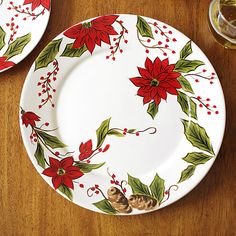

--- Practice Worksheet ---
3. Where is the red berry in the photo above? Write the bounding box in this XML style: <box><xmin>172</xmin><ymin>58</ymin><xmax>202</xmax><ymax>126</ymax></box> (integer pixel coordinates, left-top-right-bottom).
<box><xmin>173</xmin><ymin>38</ymin><xmax>177</xmax><ymax>42</ymax></box>
<box><xmin>6</xmin><ymin>23</ymin><xmax>10</xmax><ymax>27</ymax></box>
<box><xmin>112</xmin><ymin>57</ymin><xmax>115</xmax><ymax>61</ymax></box>
<box><xmin>199</xmin><ymin>104</ymin><xmax>203</xmax><ymax>108</ymax></box>
<box><xmin>55</xmin><ymin>151</ymin><xmax>59</xmax><ymax>156</ymax></box>
<box><xmin>98</xmin><ymin>148</ymin><xmax>102</xmax><ymax>152</ymax></box>
<box><xmin>168</xmin><ymin>31</ymin><xmax>172</xmax><ymax>34</ymax></box>
<box><xmin>154</xmin><ymin>22</ymin><xmax>158</xmax><ymax>26</ymax></box>
<box><xmin>37</xmin><ymin>82</ymin><xmax>41</xmax><ymax>86</ymax></box>
<box><xmin>125</xmin><ymin>30</ymin><xmax>128</xmax><ymax>33</ymax></box>
<box><xmin>215</xmin><ymin>111</ymin><xmax>219</xmax><ymax>114</ymax></box>
<box><xmin>42</xmin><ymin>89</ymin><xmax>46</xmax><ymax>93</ymax></box>
<box><xmin>172</xmin><ymin>50</ymin><xmax>176</xmax><ymax>54</ymax></box>
<box><xmin>163</xmin><ymin>52</ymin><xmax>167</xmax><ymax>56</ymax></box>
<box><xmin>166</xmin><ymin>39</ymin><xmax>169</xmax><ymax>42</ymax></box>
<box><xmin>212</xmin><ymin>72</ymin><xmax>215</xmax><ymax>75</ymax></box>
<box><xmin>110</xmin><ymin>46</ymin><xmax>114</xmax><ymax>49</ymax></box>
<box><xmin>45</xmin><ymin>122</ymin><xmax>49</xmax><ymax>126</ymax></box>
<box><xmin>53</xmin><ymin>89</ymin><xmax>56</xmax><ymax>92</ymax></box>
<box><xmin>112</xmin><ymin>174</ymin><xmax>116</xmax><ymax>178</ymax></box>
<box><xmin>165</xmin><ymin>191</ymin><xmax>169</xmax><ymax>195</ymax></box>
<box><xmin>33</xmin><ymin>138</ymin><xmax>37</xmax><ymax>142</ymax></box>
<box><xmin>91</xmin><ymin>187</ymin><xmax>95</xmax><ymax>191</ymax></box>
<box><xmin>213</xmin><ymin>105</ymin><xmax>217</xmax><ymax>108</ymax></box>
<box><xmin>211</xmin><ymin>77</ymin><xmax>214</xmax><ymax>79</ymax></box>
<box><xmin>210</xmin><ymin>81</ymin><xmax>214</xmax><ymax>84</ymax></box>
<box><xmin>40</xmin><ymin>76</ymin><xmax>44</xmax><ymax>80</ymax></box>
<box><xmin>23</xmin><ymin>18</ymin><xmax>26</xmax><ymax>21</ymax></box>
<box><xmin>123</xmin><ymin>132</ymin><xmax>126</xmax><ymax>135</ymax></box>
<box><xmin>11</xmin><ymin>23</ymin><xmax>15</xmax><ymax>27</ymax></box>
<box><xmin>147</xmin><ymin>39</ymin><xmax>151</xmax><ymax>43</ymax></box>
<box><xmin>136</xmin><ymin>132</ymin><xmax>140</xmax><ymax>136</ymax></box>
<box><xmin>30</xmin><ymin>135</ymin><xmax>33</xmax><ymax>139</ymax></box>
<box><xmin>120</xmin><ymin>49</ymin><xmax>123</xmax><ymax>53</ymax></box>
<box><xmin>155</xmin><ymin>30</ymin><xmax>158</xmax><ymax>34</ymax></box>
<box><xmin>79</xmin><ymin>184</ymin><xmax>84</xmax><ymax>188</ymax></box>
<box><xmin>48</xmin><ymin>79</ymin><xmax>51</xmax><ymax>83</ymax></box>
<box><xmin>207</xmin><ymin>111</ymin><xmax>211</xmax><ymax>115</ymax></box>
<box><xmin>33</xmin><ymin>133</ymin><xmax>37</xmax><ymax>137</ymax></box>
<box><xmin>145</xmin><ymin>49</ymin><xmax>149</xmax><ymax>53</ymax></box>
<box><xmin>120</xmin><ymin>31</ymin><xmax>123</xmax><ymax>34</ymax></box>
<box><xmin>38</xmin><ymin>93</ymin><xmax>41</xmax><ymax>97</ymax></box>
<box><xmin>53</xmin><ymin>77</ymin><xmax>56</xmax><ymax>81</ymax></box>
<box><xmin>165</xmin><ymin>44</ymin><xmax>169</xmax><ymax>48</ymax></box>
<box><xmin>42</xmin><ymin>84</ymin><xmax>45</xmax><ymax>88</ymax></box>
<box><xmin>161</xmin><ymin>32</ymin><xmax>164</xmax><ymax>35</ymax></box>
<box><xmin>206</xmin><ymin>104</ymin><xmax>209</xmax><ymax>107</ymax></box>
<box><xmin>206</xmin><ymin>98</ymin><xmax>210</xmax><ymax>101</ymax></box>
<box><xmin>86</xmin><ymin>160</ymin><xmax>90</xmax><ymax>163</ymax></box>
<box><xmin>124</xmin><ymin>40</ymin><xmax>128</xmax><ymax>43</ymax></box>
<box><xmin>123</xmin><ymin>188</ymin><xmax>127</xmax><ymax>193</ymax></box>
<box><xmin>47</xmin><ymin>72</ymin><xmax>51</xmax><ymax>76</ymax></box>
<box><xmin>106</xmin><ymin>56</ymin><xmax>109</xmax><ymax>59</ymax></box>
<box><xmin>115</xmin><ymin>181</ymin><xmax>119</xmax><ymax>185</ymax></box>
<box><xmin>95</xmin><ymin>184</ymin><xmax>99</xmax><ymax>188</ymax></box>
<box><xmin>197</xmin><ymin>96</ymin><xmax>201</xmax><ymax>100</ymax></box>
<box><xmin>111</xmin><ymin>50</ymin><xmax>114</xmax><ymax>54</ymax></box>
<box><xmin>39</xmin><ymin>105</ymin><xmax>42</xmax><ymax>109</ymax></box>
<box><xmin>158</xmin><ymin>41</ymin><xmax>162</xmax><ymax>45</ymax></box>
<box><xmin>95</xmin><ymin>190</ymin><xmax>99</xmax><ymax>194</ymax></box>
<box><xmin>124</xmin><ymin>128</ymin><xmax>128</xmax><ymax>132</ymax></box>
<box><xmin>115</xmin><ymin>42</ymin><xmax>119</xmax><ymax>46</ymax></box>
<box><xmin>203</xmin><ymin>69</ymin><xmax>207</xmax><ymax>72</ymax></box>
<box><xmin>163</xmin><ymin>25</ymin><xmax>167</xmax><ymax>29</ymax></box>
<box><xmin>110</xmin><ymin>180</ymin><xmax>115</xmax><ymax>184</ymax></box>
<box><xmin>195</xmin><ymin>79</ymin><xmax>199</xmax><ymax>82</ymax></box>
<box><xmin>52</xmin><ymin>104</ymin><xmax>55</xmax><ymax>108</ymax></box>
<box><xmin>113</xmin><ymin>38</ymin><xmax>117</xmax><ymax>41</ymax></box>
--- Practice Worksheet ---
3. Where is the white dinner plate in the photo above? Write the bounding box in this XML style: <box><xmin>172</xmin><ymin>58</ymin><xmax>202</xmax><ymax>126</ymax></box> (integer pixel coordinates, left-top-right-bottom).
<box><xmin>0</xmin><ymin>0</ymin><xmax>50</xmax><ymax>73</ymax></box>
<box><xmin>20</xmin><ymin>14</ymin><xmax>225</xmax><ymax>215</ymax></box>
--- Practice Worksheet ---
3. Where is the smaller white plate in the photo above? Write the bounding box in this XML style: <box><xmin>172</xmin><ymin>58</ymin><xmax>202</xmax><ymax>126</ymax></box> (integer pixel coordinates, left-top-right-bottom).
<box><xmin>0</xmin><ymin>0</ymin><xmax>50</xmax><ymax>73</ymax></box>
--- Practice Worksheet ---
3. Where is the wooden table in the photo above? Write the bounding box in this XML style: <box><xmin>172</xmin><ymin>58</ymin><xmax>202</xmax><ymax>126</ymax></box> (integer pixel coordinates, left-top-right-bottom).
<box><xmin>1</xmin><ymin>0</ymin><xmax>235</xmax><ymax>235</ymax></box>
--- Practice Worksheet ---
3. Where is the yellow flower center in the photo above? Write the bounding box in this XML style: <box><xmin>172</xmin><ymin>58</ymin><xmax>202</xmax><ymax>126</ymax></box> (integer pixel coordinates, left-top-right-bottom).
<box><xmin>150</xmin><ymin>79</ymin><xmax>159</xmax><ymax>87</ymax></box>
<box><xmin>57</xmin><ymin>168</ymin><xmax>66</xmax><ymax>176</ymax></box>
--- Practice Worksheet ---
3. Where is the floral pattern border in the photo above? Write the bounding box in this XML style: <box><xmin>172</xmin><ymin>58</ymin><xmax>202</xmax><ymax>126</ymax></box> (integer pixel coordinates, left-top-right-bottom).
<box><xmin>20</xmin><ymin>15</ymin><xmax>221</xmax><ymax>215</ymax></box>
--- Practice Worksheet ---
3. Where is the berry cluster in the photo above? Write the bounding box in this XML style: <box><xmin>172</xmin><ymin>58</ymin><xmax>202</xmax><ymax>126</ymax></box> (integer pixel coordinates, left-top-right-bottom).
<box><xmin>194</xmin><ymin>96</ymin><xmax>219</xmax><ymax>115</ymax></box>
<box><xmin>107</xmin><ymin>169</ymin><xmax>127</xmax><ymax>194</ymax></box>
<box><xmin>123</xmin><ymin>128</ymin><xmax>140</xmax><ymax>136</ymax></box>
<box><xmin>8</xmin><ymin>1</ymin><xmax>45</xmax><ymax>21</ymax></box>
<box><xmin>138</xmin><ymin>21</ymin><xmax>177</xmax><ymax>56</ymax></box>
<box><xmin>186</xmin><ymin>69</ymin><xmax>217</xmax><ymax>85</ymax></box>
<box><xmin>88</xmin><ymin>184</ymin><xmax>100</xmax><ymax>195</ymax></box>
<box><xmin>5</xmin><ymin>17</ymin><xmax>19</xmax><ymax>43</ymax></box>
<box><xmin>106</xmin><ymin>20</ymin><xmax>128</xmax><ymax>60</ymax></box>
<box><xmin>37</xmin><ymin>60</ymin><xmax>59</xmax><ymax>109</ymax></box>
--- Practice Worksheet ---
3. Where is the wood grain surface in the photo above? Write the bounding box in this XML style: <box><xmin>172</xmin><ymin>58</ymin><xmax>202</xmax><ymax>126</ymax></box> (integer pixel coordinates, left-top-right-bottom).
<box><xmin>0</xmin><ymin>0</ymin><xmax>235</xmax><ymax>235</ymax></box>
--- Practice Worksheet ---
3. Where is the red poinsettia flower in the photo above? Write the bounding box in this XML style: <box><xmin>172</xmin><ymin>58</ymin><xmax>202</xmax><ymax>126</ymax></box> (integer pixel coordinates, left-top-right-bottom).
<box><xmin>23</xmin><ymin>0</ymin><xmax>50</xmax><ymax>11</ymax></box>
<box><xmin>42</xmin><ymin>157</ymin><xmax>84</xmax><ymax>190</ymax></box>
<box><xmin>79</xmin><ymin>139</ymin><xmax>94</xmax><ymax>161</ymax></box>
<box><xmin>0</xmin><ymin>57</ymin><xmax>15</xmax><ymax>71</ymax></box>
<box><xmin>130</xmin><ymin>57</ymin><xmax>181</xmax><ymax>106</ymax></box>
<box><xmin>63</xmin><ymin>15</ymin><xmax>119</xmax><ymax>54</ymax></box>
<box><xmin>21</xmin><ymin>111</ymin><xmax>40</xmax><ymax>127</ymax></box>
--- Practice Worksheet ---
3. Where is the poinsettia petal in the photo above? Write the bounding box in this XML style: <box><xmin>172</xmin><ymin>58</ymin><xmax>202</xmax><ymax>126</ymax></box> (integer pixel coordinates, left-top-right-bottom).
<box><xmin>143</xmin><ymin>94</ymin><xmax>152</xmax><ymax>104</ymax></box>
<box><xmin>23</xmin><ymin>0</ymin><xmax>33</xmax><ymax>4</ymax></box>
<box><xmin>166</xmin><ymin>79</ymin><xmax>182</xmax><ymax>88</ymax></box>
<box><xmin>63</xmin><ymin>24</ymin><xmax>82</xmax><ymax>39</ymax></box>
<box><xmin>103</xmin><ymin>25</ymin><xmax>118</xmax><ymax>35</ymax></box>
<box><xmin>85</xmin><ymin>35</ymin><xmax>96</xmax><ymax>54</ymax></box>
<box><xmin>41</xmin><ymin>0</ymin><xmax>50</xmax><ymax>10</ymax></box>
<box><xmin>42</xmin><ymin>167</ymin><xmax>57</xmax><ymax>177</ymax></box>
<box><xmin>52</xmin><ymin>176</ymin><xmax>62</xmax><ymax>189</ymax></box>
<box><xmin>0</xmin><ymin>60</ymin><xmax>15</xmax><ymax>71</ymax></box>
<box><xmin>49</xmin><ymin>157</ymin><xmax>60</xmax><ymax>169</ymax></box>
<box><xmin>158</xmin><ymin>72</ymin><xmax>168</xmax><ymax>81</ymax></box>
<box><xmin>66</xmin><ymin>166</ymin><xmax>84</xmax><ymax>179</ymax></box>
<box><xmin>79</xmin><ymin>150</ymin><xmax>93</xmax><ymax>161</ymax></box>
<box><xmin>154</xmin><ymin>95</ymin><xmax>161</xmax><ymax>106</ymax></box>
<box><xmin>31</xmin><ymin>0</ymin><xmax>41</xmax><ymax>11</ymax></box>
<box><xmin>130</xmin><ymin>77</ymin><xmax>150</xmax><ymax>87</ymax></box>
<box><xmin>73</xmin><ymin>37</ymin><xmax>85</xmax><ymax>49</ymax></box>
<box><xmin>85</xmin><ymin>139</ymin><xmax>93</xmax><ymax>150</ymax></box>
<box><xmin>165</xmin><ymin>86</ymin><xmax>178</xmax><ymax>95</ymax></box>
<box><xmin>150</xmin><ymin>87</ymin><xmax>158</xmax><ymax>98</ymax></box>
<box><xmin>97</xmin><ymin>31</ymin><xmax>110</xmax><ymax>45</ymax></box>
<box><xmin>145</xmin><ymin>57</ymin><xmax>153</xmax><ymax>73</ymax></box>
<box><xmin>167</xmin><ymin>72</ymin><xmax>181</xmax><ymax>79</ymax></box>
<box><xmin>27</xmin><ymin>112</ymin><xmax>40</xmax><ymax>121</ymax></box>
<box><xmin>62</xmin><ymin>176</ymin><xmax>74</xmax><ymax>189</ymax></box>
<box><xmin>161</xmin><ymin>58</ymin><xmax>169</xmax><ymax>69</ymax></box>
<box><xmin>153</xmin><ymin>57</ymin><xmax>162</xmax><ymax>77</ymax></box>
<box><xmin>92</xmin><ymin>15</ymin><xmax>119</xmax><ymax>25</ymax></box>
<box><xmin>165</xmin><ymin>64</ymin><xmax>175</xmax><ymax>73</ymax></box>
<box><xmin>137</xmin><ymin>86</ymin><xmax>150</xmax><ymax>97</ymax></box>
<box><xmin>138</xmin><ymin>67</ymin><xmax>152</xmax><ymax>79</ymax></box>
<box><xmin>157</xmin><ymin>87</ymin><xmax>167</xmax><ymax>100</ymax></box>
<box><xmin>61</xmin><ymin>157</ymin><xmax>73</xmax><ymax>169</ymax></box>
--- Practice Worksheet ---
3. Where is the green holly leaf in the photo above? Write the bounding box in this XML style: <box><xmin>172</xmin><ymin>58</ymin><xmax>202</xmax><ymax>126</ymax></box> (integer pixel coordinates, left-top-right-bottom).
<box><xmin>58</xmin><ymin>184</ymin><xmax>73</xmax><ymax>201</ymax></box>
<box><xmin>107</xmin><ymin>129</ymin><xmax>124</xmax><ymax>137</ymax></box>
<box><xmin>61</xmin><ymin>43</ymin><xmax>87</xmax><ymax>57</ymax></box>
<box><xmin>180</xmin><ymin>40</ymin><xmax>192</xmax><ymax>59</ymax></box>
<box><xmin>178</xmin><ymin>165</ymin><xmax>196</xmax><ymax>183</ymax></box>
<box><xmin>177</xmin><ymin>76</ymin><xmax>194</xmax><ymax>94</ymax></box>
<box><xmin>96</xmin><ymin>118</ymin><xmax>111</xmax><ymax>148</ymax></box>
<box><xmin>147</xmin><ymin>101</ymin><xmax>159</xmax><ymax>119</ymax></box>
<box><xmin>182</xmin><ymin>120</ymin><xmax>215</xmax><ymax>155</ymax></box>
<box><xmin>93</xmin><ymin>199</ymin><xmax>117</xmax><ymax>215</ymax></box>
<box><xmin>4</xmin><ymin>33</ymin><xmax>31</xmax><ymax>59</ymax></box>
<box><xmin>34</xmin><ymin>142</ymin><xmax>45</xmax><ymax>168</ymax></box>
<box><xmin>149</xmin><ymin>174</ymin><xmax>165</xmax><ymax>203</ymax></box>
<box><xmin>37</xmin><ymin>130</ymin><xmax>67</xmax><ymax>149</ymax></box>
<box><xmin>128</xmin><ymin>174</ymin><xmax>151</xmax><ymax>196</ymax></box>
<box><xmin>177</xmin><ymin>91</ymin><xmax>197</xmax><ymax>120</ymax></box>
<box><xmin>182</xmin><ymin>152</ymin><xmax>213</xmax><ymax>165</ymax></box>
<box><xmin>136</xmin><ymin>16</ymin><xmax>154</xmax><ymax>39</ymax></box>
<box><xmin>174</xmin><ymin>59</ymin><xmax>204</xmax><ymax>73</ymax></box>
<box><xmin>35</xmin><ymin>38</ymin><xmax>62</xmax><ymax>70</ymax></box>
<box><xmin>0</xmin><ymin>26</ymin><xmax>6</xmax><ymax>50</ymax></box>
<box><xmin>74</xmin><ymin>162</ymin><xmax>105</xmax><ymax>173</ymax></box>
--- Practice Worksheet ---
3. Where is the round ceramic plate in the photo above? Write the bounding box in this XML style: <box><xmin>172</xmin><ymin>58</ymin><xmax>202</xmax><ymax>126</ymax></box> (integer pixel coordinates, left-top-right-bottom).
<box><xmin>20</xmin><ymin>14</ymin><xmax>226</xmax><ymax>215</ymax></box>
<box><xmin>0</xmin><ymin>0</ymin><xmax>51</xmax><ymax>73</ymax></box>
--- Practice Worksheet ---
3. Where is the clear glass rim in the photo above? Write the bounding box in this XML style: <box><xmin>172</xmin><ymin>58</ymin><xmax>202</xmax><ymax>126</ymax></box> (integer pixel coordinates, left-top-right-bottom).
<box><xmin>217</xmin><ymin>0</ymin><xmax>236</xmax><ymax>30</ymax></box>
